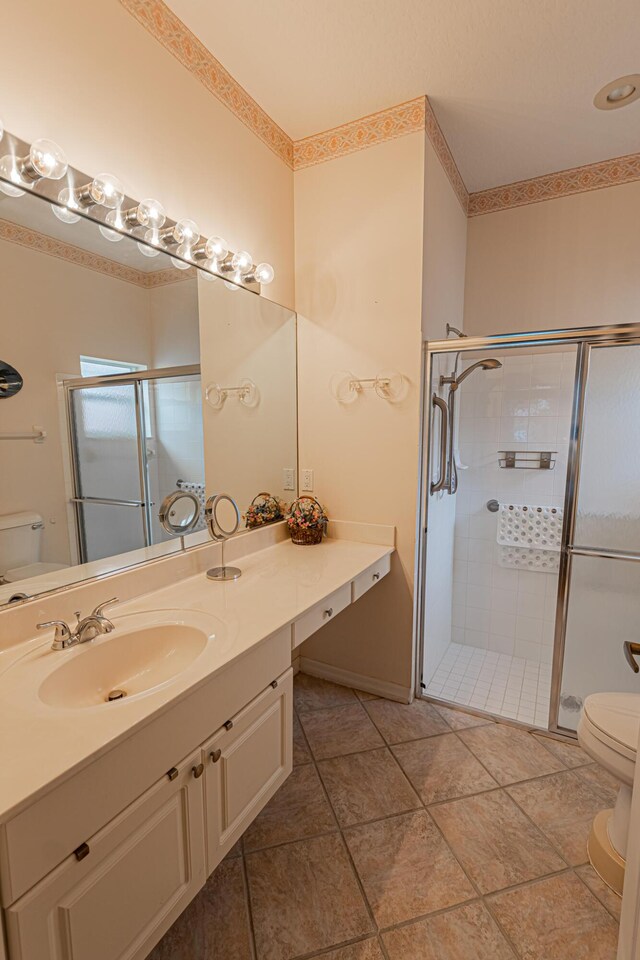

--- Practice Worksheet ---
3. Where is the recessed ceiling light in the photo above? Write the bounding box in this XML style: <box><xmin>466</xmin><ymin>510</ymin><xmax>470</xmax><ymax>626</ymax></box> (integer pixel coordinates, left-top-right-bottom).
<box><xmin>594</xmin><ymin>74</ymin><xmax>640</xmax><ymax>110</ymax></box>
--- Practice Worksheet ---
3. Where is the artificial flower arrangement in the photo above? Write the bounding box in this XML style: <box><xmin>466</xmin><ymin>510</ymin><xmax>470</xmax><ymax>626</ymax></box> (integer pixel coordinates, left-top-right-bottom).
<box><xmin>287</xmin><ymin>495</ymin><xmax>328</xmax><ymax>545</ymax></box>
<box><xmin>244</xmin><ymin>492</ymin><xmax>287</xmax><ymax>528</ymax></box>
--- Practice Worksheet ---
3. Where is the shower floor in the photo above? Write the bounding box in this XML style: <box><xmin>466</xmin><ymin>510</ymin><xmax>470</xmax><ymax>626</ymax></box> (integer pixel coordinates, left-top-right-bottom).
<box><xmin>424</xmin><ymin>642</ymin><xmax>552</xmax><ymax>728</ymax></box>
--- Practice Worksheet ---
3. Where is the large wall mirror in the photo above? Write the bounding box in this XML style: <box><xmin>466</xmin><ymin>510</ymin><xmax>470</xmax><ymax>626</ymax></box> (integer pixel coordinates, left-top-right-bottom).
<box><xmin>0</xmin><ymin>131</ymin><xmax>297</xmax><ymax>607</ymax></box>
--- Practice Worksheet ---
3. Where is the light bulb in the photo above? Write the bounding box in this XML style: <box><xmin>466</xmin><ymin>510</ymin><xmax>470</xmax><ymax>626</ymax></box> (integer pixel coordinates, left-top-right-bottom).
<box><xmin>224</xmin><ymin>279</ymin><xmax>241</xmax><ymax>292</ymax></box>
<box><xmin>254</xmin><ymin>262</ymin><xmax>275</xmax><ymax>284</ymax></box>
<box><xmin>0</xmin><ymin>155</ymin><xmax>25</xmax><ymax>197</ymax></box>
<box><xmin>20</xmin><ymin>139</ymin><xmax>68</xmax><ymax>181</ymax></box>
<box><xmin>206</xmin><ymin>236</ymin><xmax>228</xmax><ymax>260</ymax></box>
<box><xmin>171</xmin><ymin>255</ymin><xmax>190</xmax><ymax>271</ymax></box>
<box><xmin>200</xmin><ymin>266</ymin><xmax>217</xmax><ymax>282</ymax></box>
<box><xmin>174</xmin><ymin>218</ymin><xmax>199</xmax><ymax>245</ymax></box>
<box><xmin>99</xmin><ymin>225</ymin><xmax>123</xmax><ymax>242</ymax></box>
<box><xmin>175</xmin><ymin>240</ymin><xmax>195</xmax><ymax>263</ymax></box>
<box><xmin>75</xmin><ymin>173</ymin><xmax>124</xmax><ymax>209</ymax></box>
<box><xmin>138</xmin><ymin>198</ymin><xmax>165</xmax><ymax>228</ymax></box>
<box><xmin>52</xmin><ymin>187</ymin><xmax>81</xmax><ymax>224</ymax></box>
<box><xmin>231</xmin><ymin>250</ymin><xmax>253</xmax><ymax>274</ymax></box>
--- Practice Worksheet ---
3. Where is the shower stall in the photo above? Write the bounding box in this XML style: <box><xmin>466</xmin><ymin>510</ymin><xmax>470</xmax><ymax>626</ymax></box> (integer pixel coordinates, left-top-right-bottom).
<box><xmin>416</xmin><ymin>322</ymin><xmax>640</xmax><ymax>737</ymax></box>
<box><xmin>64</xmin><ymin>365</ymin><xmax>205</xmax><ymax>564</ymax></box>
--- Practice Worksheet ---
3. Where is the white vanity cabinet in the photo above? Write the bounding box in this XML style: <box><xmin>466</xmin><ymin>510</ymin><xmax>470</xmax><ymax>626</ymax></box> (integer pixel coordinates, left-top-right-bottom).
<box><xmin>204</xmin><ymin>669</ymin><xmax>292</xmax><ymax>870</ymax></box>
<box><xmin>4</xmin><ymin>749</ymin><xmax>206</xmax><ymax>960</ymax></box>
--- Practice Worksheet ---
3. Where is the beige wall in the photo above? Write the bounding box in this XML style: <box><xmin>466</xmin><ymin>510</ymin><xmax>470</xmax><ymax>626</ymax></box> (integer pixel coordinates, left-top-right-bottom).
<box><xmin>294</xmin><ymin>134</ymin><xmax>426</xmax><ymax>692</ymax></box>
<box><xmin>464</xmin><ymin>180</ymin><xmax>640</xmax><ymax>336</ymax></box>
<box><xmin>0</xmin><ymin>0</ymin><xmax>294</xmax><ymax>309</ymax></box>
<box><xmin>422</xmin><ymin>138</ymin><xmax>468</xmax><ymax>340</ymax></box>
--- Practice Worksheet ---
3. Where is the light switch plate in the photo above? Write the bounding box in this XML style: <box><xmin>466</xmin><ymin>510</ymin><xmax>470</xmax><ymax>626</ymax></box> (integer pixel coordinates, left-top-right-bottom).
<box><xmin>301</xmin><ymin>469</ymin><xmax>314</xmax><ymax>491</ymax></box>
<box><xmin>283</xmin><ymin>468</ymin><xmax>296</xmax><ymax>491</ymax></box>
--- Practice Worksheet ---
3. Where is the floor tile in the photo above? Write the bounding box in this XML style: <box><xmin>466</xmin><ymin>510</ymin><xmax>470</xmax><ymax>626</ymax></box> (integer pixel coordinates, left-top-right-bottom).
<box><xmin>430</xmin><ymin>789</ymin><xmax>565</xmax><ymax>894</ymax></box>
<box><xmin>148</xmin><ymin>858</ymin><xmax>252</xmax><ymax>960</ymax></box>
<box><xmin>382</xmin><ymin>901</ymin><xmax>515</xmax><ymax>960</ymax></box>
<box><xmin>300</xmin><ymin>703</ymin><xmax>384</xmax><ymax>759</ymax></box>
<box><xmin>344</xmin><ymin>810</ymin><xmax>475</xmax><ymax>927</ymax></box>
<box><xmin>318</xmin><ymin>747</ymin><xmax>420</xmax><ymax>827</ymax></box>
<box><xmin>575</xmin><ymin>864</ymin><xmax>622</xmax><ymax>922</ymax></box>
<box><xmin>243</xmin><ymin>764</ymin><xmax>337</xmax><ymax>852</ymax></box>
<box><xmin>434</xmin><ymin>703</ymin><xmax>495</xmax><ymax>730</ymax></box>
<box><xmin>363</xmin><ymin>698</ymin><xmax>449</xmax><ymax>743</ymax></box>
<box><xmin>507</xmin><ymin>770</ymin><xmax>606</xmax><ymax>865</ymax></box>
<box><xmin>392</xmin><ymin>733</ymin><xmax>498</xmax><ymax>804</ymax></box>
<box><xmin>354</xmin><ymin>689</ymin><xmax>379</xmax><ymax>701</ymax></box>
<box><xmin>458</xmin><ymin>723</ymin><xmax>565</xmax><ymax>784</ymax></box>
<box><xmin>575</xmin><ymin>764</ymin><xmax>620</xmax><ymax>806</ymax></box>
<box><xmin>294</xmin><ymin>673</ymin><xmax>358</xmax><ymax>713</ymax></box>
<box><xmin>246</xmin><ymin>834</ymin><xmax>373</xmax><ymax>960</ymax></box>
<box><xmin>308</xmin><ymin>939</ymin><xmax>385</xmax><ymax>960</ymax></box>
<box><xmin>293</xmin><ymin>712</ymin><xmax>312</xmax><ymax>765</ymax></box>
<box><xmin>533</xmin><ymin>733</ymin><xmax>591</xmax><ymax>768</ymax></box>
<box><xmin>489</xmin><ymin>872</ymin><xmax>618</xmax><ymax>960</ymax></box>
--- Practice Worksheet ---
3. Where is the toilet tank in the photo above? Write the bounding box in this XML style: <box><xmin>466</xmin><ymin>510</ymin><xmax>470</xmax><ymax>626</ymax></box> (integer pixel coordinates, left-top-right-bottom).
<box><xmin>0</xmin><ymin>512</ymin><xmax>44</xmax><ymax>578</ymax></box>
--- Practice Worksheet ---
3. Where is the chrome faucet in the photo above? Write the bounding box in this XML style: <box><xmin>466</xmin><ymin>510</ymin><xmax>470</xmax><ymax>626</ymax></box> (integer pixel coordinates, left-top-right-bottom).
<box><xmin>37</xmin><ymin>598</ymin><xmax>119</xmax><ymax>650</ymax></box>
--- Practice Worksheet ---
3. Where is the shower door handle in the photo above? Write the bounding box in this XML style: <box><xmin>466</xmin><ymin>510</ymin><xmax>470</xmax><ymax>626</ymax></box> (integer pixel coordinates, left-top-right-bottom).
<box><xmin>430</xmin><ymin>395</ymin><xmax>448</xmax><ymax>494</ymax></box>
<box><xmin>624</xmin><ymin>641</ymin><xmax>640</xmax><ymax>674</ymax></box>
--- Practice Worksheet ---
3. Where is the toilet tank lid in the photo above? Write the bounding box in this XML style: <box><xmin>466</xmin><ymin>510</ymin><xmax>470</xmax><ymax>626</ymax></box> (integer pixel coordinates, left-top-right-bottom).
<box><xmin>0</xmin><ymin>511</ymin><xmax>43</xmax><ymax>531</ymax></box>
<box><xmin>583</xmin><ymin>692</ymin><xmax>640</xmax><ymax>753</ymax></box>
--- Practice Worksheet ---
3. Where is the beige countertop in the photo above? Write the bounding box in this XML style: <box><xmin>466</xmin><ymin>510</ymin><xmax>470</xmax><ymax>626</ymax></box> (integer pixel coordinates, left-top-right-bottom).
<box><xmin>0</xmin><ymin>536</ymin><xmax>392</xmax><ymax>820</ymax></box>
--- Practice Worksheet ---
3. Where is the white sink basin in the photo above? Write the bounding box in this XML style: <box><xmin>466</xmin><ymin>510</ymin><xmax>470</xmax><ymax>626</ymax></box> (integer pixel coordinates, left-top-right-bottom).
<box><xmin>38</xmin><ymin>619</ymin><xmax>211</xmax><ymax>709</ymax></box>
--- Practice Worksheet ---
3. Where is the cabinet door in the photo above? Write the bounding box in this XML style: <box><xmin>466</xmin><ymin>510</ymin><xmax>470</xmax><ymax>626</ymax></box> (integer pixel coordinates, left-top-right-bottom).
<box><xmin>6</xmin><ymin>750</ymin><xmax>206</xmax><ymax>960</ymax></box>
<box><xmin>204</xmin><ymin>669</ymin><xmax>293</xmax><ymax>873</ymax></box>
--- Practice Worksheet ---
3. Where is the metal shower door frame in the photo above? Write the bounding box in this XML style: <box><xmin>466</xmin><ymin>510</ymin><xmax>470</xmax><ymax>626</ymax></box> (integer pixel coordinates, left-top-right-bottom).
<box><xmin>64</xmin><ymin>364</ymin><xmax>200</xmax><ymax>564</ymax></box>
<box><xmin>414</xmin><ymin>322</ymin><xmax>640</xmax><ymax>736</ymax></box>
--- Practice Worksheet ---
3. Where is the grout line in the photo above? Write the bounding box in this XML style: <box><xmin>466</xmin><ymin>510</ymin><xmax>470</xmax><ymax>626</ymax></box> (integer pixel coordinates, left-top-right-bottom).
<box><xmin>239</xmin><ymin>845</ymin><xmax>259</xmax><ymax>960</ymax></box>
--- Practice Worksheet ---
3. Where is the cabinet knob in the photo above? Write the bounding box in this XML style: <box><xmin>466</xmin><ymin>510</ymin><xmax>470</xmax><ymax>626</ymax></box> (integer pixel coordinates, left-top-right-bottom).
<box><xmin>167</xmin><ymin>766</ymin><xmax>179</xmax><ymax>781</ymax></box>
<box><xmin>210</xmin><ymin>749</ymin><xmax>222</xmax><ymax>763</ymax></box>
<box><xmin>372</xmin><ymin>572</ymin><xmax>380</xmax><ymax>581</ymax></box>
<box><xmin>74</xmin><ymin>842</ymin><xmax>90</xmax><ymax>862</ymax></box>
<box><xmin>271</xmin><ymin>679</ymin><xmax>278</xmax><ymax>688</ymax></box>
<box><xmin>192</xmin><ymin>763</ymin><xmax>205</xmax><ymax>779</ymax></box>
<box><xmin>224</xmin><ymin>719</ymin><xmax>234</xmax><ymax>731</ymax></box>
<box><xmin>323</xmin><ymin>607</ymin><xmax>333</xmax><ymax>619</ymax></box>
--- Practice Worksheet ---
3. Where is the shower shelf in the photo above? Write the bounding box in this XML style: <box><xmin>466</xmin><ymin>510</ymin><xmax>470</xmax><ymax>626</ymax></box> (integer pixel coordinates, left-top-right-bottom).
<box><xmin>498</xmin><ymin>450</ymin><xmax>557</xmax><ymax>470</ymax></box>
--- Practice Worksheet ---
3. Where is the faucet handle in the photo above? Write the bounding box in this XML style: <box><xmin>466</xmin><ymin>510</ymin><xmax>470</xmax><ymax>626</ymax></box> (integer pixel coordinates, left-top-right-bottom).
<box><xmin>36</xmin><ymin>620</ymin><xmax>72</xmax><ymax>649</ymax></box>
<box><xmin>90</xmin><ymin>597</ymin><xmax>119</xmax><ymax>619</ymax></box>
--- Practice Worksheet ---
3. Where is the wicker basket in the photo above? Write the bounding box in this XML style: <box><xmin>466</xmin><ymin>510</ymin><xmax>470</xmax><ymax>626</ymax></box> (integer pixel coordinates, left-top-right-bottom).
<box><xmin>288</xmin><ymin>496</ymin><xmax>326</xmax><ymax>545</ymax></box>
<box><xmin>245</xmin><ymin>491</ymin><xmax>283</xmax><ymax>528</ymax></box>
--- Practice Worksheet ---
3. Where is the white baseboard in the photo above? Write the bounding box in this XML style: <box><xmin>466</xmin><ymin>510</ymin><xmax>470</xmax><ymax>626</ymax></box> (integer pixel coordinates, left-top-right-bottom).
<box><xmin>298</xmin><ymin>656</ymin><xmax>411</xmax><ymax>704</ymax></box>
<box><xmin>291</xmin><ymin>655</ymin><xmax>301</xmax><ymax>675</ymax></box>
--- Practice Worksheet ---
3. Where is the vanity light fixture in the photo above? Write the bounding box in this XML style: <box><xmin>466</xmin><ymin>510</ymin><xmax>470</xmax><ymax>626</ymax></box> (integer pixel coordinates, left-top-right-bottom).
<box><xmin>0</xmin><ymin>126</ymin><xmax>276</xmax><ymax>290</ymax></box>
<box><xmin>73</xmin><ymin>173</ymin><xmax>125</xmax><ymax>210</ymax></box>
<box><xmin>594</xmin><ymin>74</ymin><xmax>640</xmax><ymax>110</ymax></box>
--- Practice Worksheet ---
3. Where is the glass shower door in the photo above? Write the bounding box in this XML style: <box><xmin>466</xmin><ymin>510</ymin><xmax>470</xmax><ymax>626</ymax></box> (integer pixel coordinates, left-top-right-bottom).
<box><xmin>556</xmin><ymin>342</ymin><xmax>640</xmax><ymax>731</ymax></box>
<box><xmin>69</xmin><ymin>381</ymin><xmax>151</xmax><ymax>563</ymax></box>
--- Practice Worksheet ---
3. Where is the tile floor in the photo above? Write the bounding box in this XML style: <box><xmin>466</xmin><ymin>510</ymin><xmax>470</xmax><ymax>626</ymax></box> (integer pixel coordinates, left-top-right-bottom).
<box><xmin>149</xmin><ymin>673</ymin><xmax>621</xmax><ymax>960</ymax></box>
<box><xmin>424</xmin><ymin>641</ymin><xmax>552</xmax><ymax>727</ymax></box>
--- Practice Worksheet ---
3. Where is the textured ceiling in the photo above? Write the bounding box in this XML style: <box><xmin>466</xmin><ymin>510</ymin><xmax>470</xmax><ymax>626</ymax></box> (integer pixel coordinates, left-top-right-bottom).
<box><xmin>166</xmin><ymin>0</ymin><xmax>640</xmax><ymax>191</ymax></box>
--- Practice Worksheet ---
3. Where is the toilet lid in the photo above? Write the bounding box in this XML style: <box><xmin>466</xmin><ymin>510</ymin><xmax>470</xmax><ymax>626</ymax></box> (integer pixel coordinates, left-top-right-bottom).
<box><xmin>583</xmin><ymin>692</ymin><xmax>640</xmax><ymax>755</ymax></box>
<box><xmin>4</xmin><ymin>561</ymin><xmax>69</xmax><ymax>582</ymax></box>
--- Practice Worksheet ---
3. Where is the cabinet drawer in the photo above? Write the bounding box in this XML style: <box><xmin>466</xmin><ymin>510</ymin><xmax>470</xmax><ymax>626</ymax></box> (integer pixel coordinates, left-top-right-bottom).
<box><xmin>5</xmin><ymin>750</ymin><xmax>206</xmax><ymax>960</ymax></box>
<box><xmin>204</xmin><ymin>669</ymin><xmax>292</xmax><ymax>873</ymax></box>
<box><xmin>352</xmin><ymin>553</ymin><xmax>391</xmax><ymax>603</ymax></box>
<box><xmin>292</xmin><ymin>583</ymin><xmax>351</xmax><ymax>649</ymax></box>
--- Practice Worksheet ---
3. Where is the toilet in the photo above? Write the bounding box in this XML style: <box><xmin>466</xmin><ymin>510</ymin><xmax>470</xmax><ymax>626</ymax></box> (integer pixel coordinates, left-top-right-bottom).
<box><xmin>578</xmin><ymin>692</ymin><xmax>640</xmax><ymax>895</ymax></box>
<box><xmin>0</xmin><ymin>512</ymin><xmax>68</xmax><ymax>584</ymax></box>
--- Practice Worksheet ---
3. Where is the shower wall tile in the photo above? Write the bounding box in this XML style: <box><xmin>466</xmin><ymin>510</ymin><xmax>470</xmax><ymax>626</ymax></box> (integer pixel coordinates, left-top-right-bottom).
<box><xmin>453</xmin><ymin>350</ymin><xmax>576</xmax><ymax>666</ymax></box>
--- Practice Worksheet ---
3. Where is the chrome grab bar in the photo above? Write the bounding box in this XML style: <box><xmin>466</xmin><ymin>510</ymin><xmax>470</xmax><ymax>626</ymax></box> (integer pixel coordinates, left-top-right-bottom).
<box><xmin>430</xmin><ymin>394</ymin><xmax>448</xmax><ymax>494</ymax></box>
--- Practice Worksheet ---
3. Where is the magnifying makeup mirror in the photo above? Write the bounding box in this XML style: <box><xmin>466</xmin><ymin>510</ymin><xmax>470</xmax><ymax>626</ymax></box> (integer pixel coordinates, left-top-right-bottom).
<box><xmin>158</xmin><ymin>490</ymin><xmax>201</xmax><ymax>547</ymax></box>
<box><xmin>205</xmin><ymin>493</ymin><xmax>242</xmax><ymax>581</ymax></box>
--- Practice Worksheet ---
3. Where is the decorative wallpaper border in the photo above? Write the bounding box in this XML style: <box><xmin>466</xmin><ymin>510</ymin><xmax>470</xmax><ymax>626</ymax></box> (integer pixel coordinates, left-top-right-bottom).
<box><xmin>119</xmin><ymin>0</ymin><xmax>294</xmax><ymax>167</ymax></box>
<box><xmin>293</xmin><ymin>98</ymin><xmax>426</xmax><ymax>168</ymax></box>
<box><xmin>0</xmin><ymin>219</ymin><xmax>193</xmax><ymax>288</ymax></box>
<box><xmin>468</xmin><ymin>152</ymin><xmax>640</xmax><ymax>216</ymax></box>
